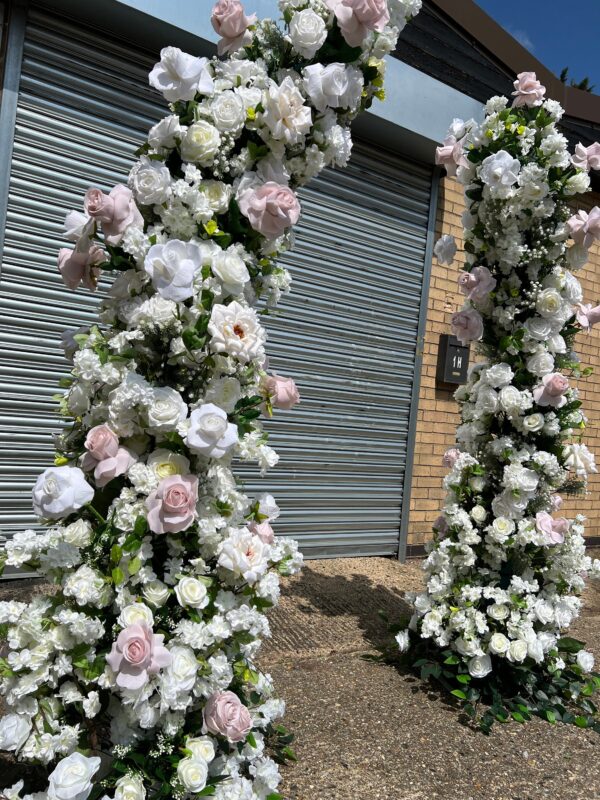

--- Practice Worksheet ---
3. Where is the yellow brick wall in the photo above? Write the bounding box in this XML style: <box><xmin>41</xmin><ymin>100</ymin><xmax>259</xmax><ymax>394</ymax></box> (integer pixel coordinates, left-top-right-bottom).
<box><xmin>407</xmin><ymin>176</ymin><xmax>600</xmax><ymax>548</ymax></box>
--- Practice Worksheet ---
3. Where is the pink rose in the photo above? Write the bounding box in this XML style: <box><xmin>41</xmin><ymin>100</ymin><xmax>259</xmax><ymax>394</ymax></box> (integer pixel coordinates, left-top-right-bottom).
<box><xmin>263</xmin><ymin>374</ymin><xmax>300</xmax><ymax>411</ymax></box>
<box><xmin>450</xmin><ymin>307</ymin><xmax>483</xmax><ymax>346</ymax></box>
<box><xmin>84</xmin><ymin>184</ymin><xmax>143</xmax><ymax>245</ymax></box>
<box><xmin>572</xmin><ymin>142</ymin><xmax>600</xmax><ymax>172</ymax></box>
<box><xmin>550</xmin><ymin>494</ymin><xmax>563</xmax><ymax>511</ymax></box>
<box><xmin>248</xmin><ymin>520</ymin><xmax>274</xmax><ymax>544</ymax></box>
<box><xmin>202</xmin><ymin>690</ymin><xmax>252</xmax><ymax>743</ymax></box>
<box><xmin>326</xmin><ymin>0</ymin><xmax>389</xmax><ymax>47</ymax></box>
<box><xmin>238</xmin><ymin>182</ymin><xmax>300</xmax><ymax>238</ymax></box>
<box><xmin>533</xmin><ymin>372</ymin><xmax>569</xmax><ymax>408</ymax></box>
<box><xmin>567</xmin><ymin>207</ymin><xmax>600</xmax><ymax>249</ymax></box>
<box><xmin>211</xmin><ymin>0</ymin><xmax>256</xmax><ymax>55</ymax></box>
<box><xmin>146</xmin><ymin>474</ymin><xmax>198</xmax><ymax>534</ymax></box>
<box><xmin>457</xmin><ymin>266</ymin><xmax>496</xmax><ymax>303</ymax></box>
<box><xmin>81</xmin><ymin>425</ymin><xmax>137</xmax><ymax>488</ymax></box>
<box><xmin>575</xmin><ymin>302</ymin><xmax>600</xmax><ymax>330</ymax></box>
<box><xmin>435</xmin><ymin>135</ymin><xmax>468</xmax><ymax>178</ymax></box>
<box><xmin>93</xmin><ymin>448</ymin><xmax>137</xmax><ymax>488</ymax></box>
<box><xmin>535</xmin><ymin>511</ymin><xmax>569</xmax><ymax>545</ymax></box>
<box><xmin>511</xmin><ymin>71</ymin><xmax>546</xmax><ymax>107</ymax></box>
<box><xmin>106</xmin><ymin>623</ymin><xmax>171</xmax><ymax>689</ymax></box>
<box><xmin>442</xmin><ymin>447</ymin><xmax>461</xmax><ymax>468</ymax></box>
<box><xmin>57</xmin><ymin>246</ymin><xmax>104</xmax><ymax>291</ymax></box>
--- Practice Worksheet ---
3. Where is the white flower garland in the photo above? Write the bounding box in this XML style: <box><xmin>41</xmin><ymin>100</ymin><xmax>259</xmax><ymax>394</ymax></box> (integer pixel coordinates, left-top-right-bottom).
<box><xmin>0</xmin><ymin>1</ymin><xmax>421</xmax><ymax>798</ymax></box>
<box><xmin>400</xmin><ymin>72</ymin><xmax>600</xmax><ymax>730</ymax></box>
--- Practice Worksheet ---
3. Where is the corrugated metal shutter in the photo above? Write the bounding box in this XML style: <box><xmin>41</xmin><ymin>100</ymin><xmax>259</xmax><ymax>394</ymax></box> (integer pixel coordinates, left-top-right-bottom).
<box><xmin>0</xmin><ymin>6</ymin><xmax>432</xmax><ymax>558</ymax></box>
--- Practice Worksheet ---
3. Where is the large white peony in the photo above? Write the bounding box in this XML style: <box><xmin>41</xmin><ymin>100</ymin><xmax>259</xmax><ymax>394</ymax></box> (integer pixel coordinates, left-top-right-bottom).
<box><xmin>32</xmin><ymin>466</ymin><xmax>94</xmax><ymax>519</ymax></box>
<box><xmin>144</xmin><ymin>240</ymin><xmax>202</xmax><ymax>301</ymax></box>
<box><xmin>148</xmin><ymin>47</ymin><xmax>213</xmax><ymax>102</ymax></box>
<box><xmin>48</xmin><ymin>752</ymin><xmax>101</xmax><ymax>800</ymax></box>
<box><xmin>208</xmin><ymin>301</ymin><xmax>266</xmax><ymax>363</ymax></box>
<box><xmin>479</xmin><ymin>150</ymin><xmax>521</xmax><ymax>196</ymax></box>
<box><xmin>261</xmin><ymin>77</ymin><xmax>313</xmax><ymax>146</ymax></box>
<box><xmin>218</xmin><ymin>528</ymin><xmax>271</xmax><ymax>584</ymax></box>
<box><xmin>185</xmin><ymin>403</ymin><xmax>238</xmax><ymax>458</ymax></box>
<box><xmin>302</xmin><ymin>62</ymin><xmax>363</xmax><ymax>113</ymax></box>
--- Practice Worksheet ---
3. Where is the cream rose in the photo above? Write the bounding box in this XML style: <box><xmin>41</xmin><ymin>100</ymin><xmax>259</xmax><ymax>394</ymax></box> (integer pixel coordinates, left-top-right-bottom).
<box><xmin>180</xmin><ymin>120</ymin><xmax>221</xmax><ymax>165</ymax></box>
<box><xmin>175</xmin><ymin>577</ymin><xmax>210</xmax><ymax>609</ymax></box>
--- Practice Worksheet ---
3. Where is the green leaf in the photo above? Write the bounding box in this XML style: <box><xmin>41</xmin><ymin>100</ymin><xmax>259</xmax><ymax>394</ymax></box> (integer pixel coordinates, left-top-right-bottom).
<box><xmin>451</xmin><ymin>689</ymin><xmax>467</xmax><ymax>700</ymax></box>
<box><xmin>558</xmin><ymin>637</ymin><xmax>585</xmax><ymax>654</ymax></box>
<box><xmin>246</xmin><ymin>732</ymin><xmax>257</xmax><ymax>748</ymax></box>
<box><xmin>134</xmin><ymin>516</ymin><xmax>148</xmax><ymax>537</ymax></box>
<box><xmin>110</xmin><ymin>544</ymin><xmax>122</xmax><ymax>564</ymax></box>
<box><xmin>544</xmin><ymin>709</ymin><xmax>556</xmax><ymax>724</ymax></box>
<box><xmin>128</xmin><ymin>556</ymin><xmax>142</xmax><ymax>575</ymax></box>
<box><xmin>511</xmin><ymin>711</ymin><xmax>526</xmax><ymax>723</ymax></box>
<box><xmin>575</xmin><ymin>715</ymin><xmax>589</xmax><ymax>728</ymax></box>
<box><xmin>456</xmin><ymin>674</ymin><xmax>471</xmax><ymax>684</ymax></box>
<box><xmin>112</xmin><ymin>566</ymin><xmax>125</xmax><ymax>586</ymax></box>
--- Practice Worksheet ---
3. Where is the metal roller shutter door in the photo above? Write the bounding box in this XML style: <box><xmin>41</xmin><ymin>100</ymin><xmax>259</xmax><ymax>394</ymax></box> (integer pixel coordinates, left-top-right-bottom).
<box><xmin>0</xmin><ymin>6</ymin><xmax>433</xmax><ymax>558</ymax></box>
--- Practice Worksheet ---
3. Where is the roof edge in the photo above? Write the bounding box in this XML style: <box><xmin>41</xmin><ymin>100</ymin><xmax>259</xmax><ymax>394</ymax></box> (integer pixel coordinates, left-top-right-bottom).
<box><xmin>429</xmin><ymin>0</ymin><xmax>600</xmax><ymax>126</ymax></box>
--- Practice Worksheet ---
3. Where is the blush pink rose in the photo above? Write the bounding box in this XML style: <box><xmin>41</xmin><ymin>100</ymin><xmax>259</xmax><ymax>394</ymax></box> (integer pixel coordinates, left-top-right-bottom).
<box><xmin>511</xmin><ymin>71</ymin><xmax>546</xmax><ymax>107</ymax></box>
<box><xmin>567</xmin><ymin>208</ymin><xmax>600</xmax><ymax>249</ymax></box>
<box><xmin>81</xmin><ymin>425</ymin><xmax>137</xmax><ymax>488</ymax></box>
<box><xmin>202</xmin><ymin>691</ymin><xmax>252</xmax><ymax>743</ymax></box>
<box><xmin>248</xmin><ymin>520</ymin><xmax>274</xmax><ymax>544</ymax></box>
<box><xmin>84</xmin><ymin>184</ymin><xmax>143</xmax><ymax>245</ymax></box>
<box><xmin>442</xmin><ymin>447</ymin><xmax>461</xmax><ymax>468</ymax></box>
<box><xmin>211</xmin><ymin>0</ymin><xmax>256</xmax><ymax>55</ymax></box>
<box><xmin>533</xmin><ymin>372</ymin><xmax>569</xmax><ymax>408</ymax></box>
<box><xmin>238</xmin><ymin>182</ymin><xmax>301</xmax><ymax>238</ymax></box>
<box><xmin>535</xmin><ymin>511</ymin><xmax>569</xmax><ymax>545</ymax></box>
<box><xmin>575</xmin><ymin>302</ymin><xmax>600</xmax><ymax>330</ymax></box>
<box><xmin>571</xmin><ymin>142</ymin><xmax>600</xmax><ymax>172</ymax></box>
<box><xmin>550</xmin><ymin>494</ymin><xmax>563</xmax><ymax>511</ymax></box>
<box><xmin>451</xmin><ymin>307</ymin><xmax>483</xmax><ymax>346</ymax></box>
<box><xmin>93</xmin><ymin>448</ymin><xmax>137</xmax><ymax>488</ymax></box>
<box><xmin>146</xmin><ymin>474</ymin><xmax>198</xmax><ymax>534</ymax></box>
<box><xmin>326</xmin><ymin>0</ymin><xmax>389</xmax><ymax>47</ymax></box>
<box><xmin>57</xmin><ymin>245</ymin><xmax>104</xmax><ymax>291</ymax></box>
<box><xmin>263</xmin><ymin>374</ymin><xmax>300</xmax><ymax>411</ymax></box>
<box><xmin>435</xmin><ymin>135</ymin><xmax>468</xmax><ymax>178</ymax></box>
<box><xmin>106</xmin><ymin>623</ymin><xmax>171</xmax><ymax>689</ymax></box>
<box><xmin>457</xmin><ymin>266</ymin><xmax>496</xmax><ymax>303</ymax></box>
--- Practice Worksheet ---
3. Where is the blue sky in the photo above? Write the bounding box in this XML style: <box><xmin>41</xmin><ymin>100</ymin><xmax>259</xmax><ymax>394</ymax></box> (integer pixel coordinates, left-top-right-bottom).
<box><xmin>475</xmin><ymin>1</ymin><xmax>600</xmax><ymax>92</ymax></box>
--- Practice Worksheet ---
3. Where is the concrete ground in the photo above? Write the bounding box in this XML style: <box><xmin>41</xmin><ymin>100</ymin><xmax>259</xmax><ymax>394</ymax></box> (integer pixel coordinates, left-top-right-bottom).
<box><xmin>2</xmin><ymin>557</ymin><xmax>600</xmax><ymax>799</ymax></box>
<box><xmin>259</xmin><ymin>557</ymin><xmax>600</xmax><ymax>800</ymax></box>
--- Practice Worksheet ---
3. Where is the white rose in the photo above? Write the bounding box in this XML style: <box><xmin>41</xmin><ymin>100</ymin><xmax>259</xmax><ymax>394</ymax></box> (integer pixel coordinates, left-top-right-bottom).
<box><xmin>175</xmin><ymin>577</ymin><xmax>210</xmax><ymax>609</ymax></box>
<box><xmin>455</xmin><ymin>637</ymin><xmax>479</xmax><ymax>657</ymax></box>
<box><xmin>200</xmin><ymin>180</ymin><xmax>232</xmax><ymax>214</ymax></box>
<box><xmin>261</xmin><ymin>77</ymin><xmax>312</xmax><ymax>146</ymax></box>
<box><xmin>522</xmin><ymin>413</ymin><xmax>545</xmax><ymax>432</ymax></box>
<box><xmin>489</xmin><ymin>633</ymin><xmax>510</xmax><ymax>655</ymax></box>
<box><xmin>204</xmin><ymin>376</ymin><xmax>242</xmax><ymax>414</ymax></box>
<box><xmin>468</xmin><ymin>654</ymin><xmax>492</xmax><ymax>678</ymax></box>
<box><xmin>118</xmin><ymin>603</ymin><xmax>154</xmax><ymax>628</ymax></box>
<box><xmin>164</xmin><ymin>645</ymin><xmax>198</xmax><ymax>692</ymax></box>
<box><xmin>149</xmin><ymin>47</ymin><xmax>213</xmax><ymax>102</ymax></box>
<box><xmin>146</xmin><ymin>387</ymin><xmax>187</xmax><ymax>432</ymax></box>
<box><xmin>185</xmin><ymin>403</ymin><xmax>238</xmax><ymax>458</ymax></box>
<box><xmin>147</xmin><ymin>448</ymin><xmax>190</xmax><ymax>479</ymax></box>
<box><xmin>213</xmin><ymin>249</ymin><xmax>250</xmax><ymax>295</ymax></box>
<box><xmin>507</xmin><ymin>639</ymin><xmax>528</xmax><ymax>663</ymax></box>
<box><xmin>0</xmin><ymin>714</ymin><xmax>30</xmax><ymax>752</ymax></box>
<box><xmin>210</xmin><ymin>90</ymin><xmax>246</xmax><ymax>134</ymax></box>
<box><xmin>48</xmin><ymin>752</ymin><xmax>101</xmax><ymax>800</ymax></box>
<box><xmin>143</xmin><ymin>580</ymin><xmax>171</xmax><ymax>608</ymax></box>
<box><xmin>499</xmin><ymin>386</ymin><xmax>525</xmax><ymax>415</ymax></box>
<box><xmin>289</xmin><ymin>9</ymin><xmax>327</xmax><ymax>58</ymax></box>
<box><xmin>433</xmin><ymin>234</ymin><xmax>457</xmax><ymax>265</ymax></box>
<box><xmin>144</xmin><ymin>239</ymin><xmax>203</xmax><ymax>302</ymax></box>
<box><xmin>218</xmin><ymin>529</ymin><xmax>270</xmax><ymax>584</ymax></box>
<box><xmin>489</xmin><ymin>516</ymin><xmax>515</xmax><ymax>543</ymax></box>
<box><xmin>302</xmin><ymin>62</ymin><xmax>363</xmax><ymax>113</ymax></box>
<box><xmin>483</xmin><ymin>362</ymin><xmax>514</xmax><ymax>388</ymax></box>
<box><xmin>177</xmin><ymin>758</ymin><xmax>208</xmax><ymax>793</ymax></box>
<box><xmin>487</xmin><ymin>603</ymin><xmax>509</xmax><ymax>621</ymax></box>
<box><xmin>148</xmin><ymin>114</ymin><xmax>183</xmax><ymax>150</ymax></box>
<box><xmin>115</xmin><ymin>774</ymin><xmax>146</xmax><ymax>800</ymax></box>
<box><xmin>480</xmin><ymin>150</ymin><xmax>521</xmax><ymax>196</ymax></box>
<box><xmin>470</xmin><ymin>505</ymin><xmax>487</xmax><ymax>524</ymax></box>
<box><xmin>130</xmin><ymin>157</ymin><xmax>171</xmax><ymax>205</ymax></box>
<box><xmin>576</xmin><ymin>650</ymin><xmax>595</xmax><ymax>673</ymax></box>
<box><xmin>564</xmin><ymin>171</ymin><xmax>591</xmax><ymax>196</ymax></box>
<box><xmin>536</xmin><ymin>288</ymin><xmax>563</xmax><ymax>319</ymax></box>
<box><xmin>475</xmin><ymin>385</ymin><xmax>498</xmax><ymax>414</ymax></box>
<box><xmin>533</xmin><ymin>599</ymin><xmax>554</xmax><ymax>625</ymax></box>
<box><xmin>180</xmin><ymin>120</ymin><xmax>221</xmax><ymax>165</ymax></box>
<box><xmin>208</xmin><ymin>301</ymin><xmax>266</xmax><ymax>363</ymax></box>
<box><xmin>564</xmin><ymin>443</ymin><xmax>597</xmax><ymax>477</ymax></box>
<box><xmin>526</xmin><ymin>350</ymin><xmax>554</xmax><ymax>376</ymax></box>
<box><xmin>469</xmin><ymin>476</ymin><xmax>486</xmax><ymax>492</ymax></box>
<box><xmin>186</xmin><ymin>736</ymin><xmax>215</xmax><ymax>763</ymax></box>
<box><xmin>257</xmin><ymin>492</ymin><xmax>280</xmax><ymax>521</ymax></box>
<box><xmin>63</xmin><ymin>519</ymin><xmax>92</xmax><ymax>547</ymax></box>
<box><xmin>32</xmin><ymin>466</ymin><xmax>94</xmax><ymax>519</ymax></box>
<box><xmin>396</xmin><ymin>630</ymin><xmax>410</xmax><ymax>653</ymax></box>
